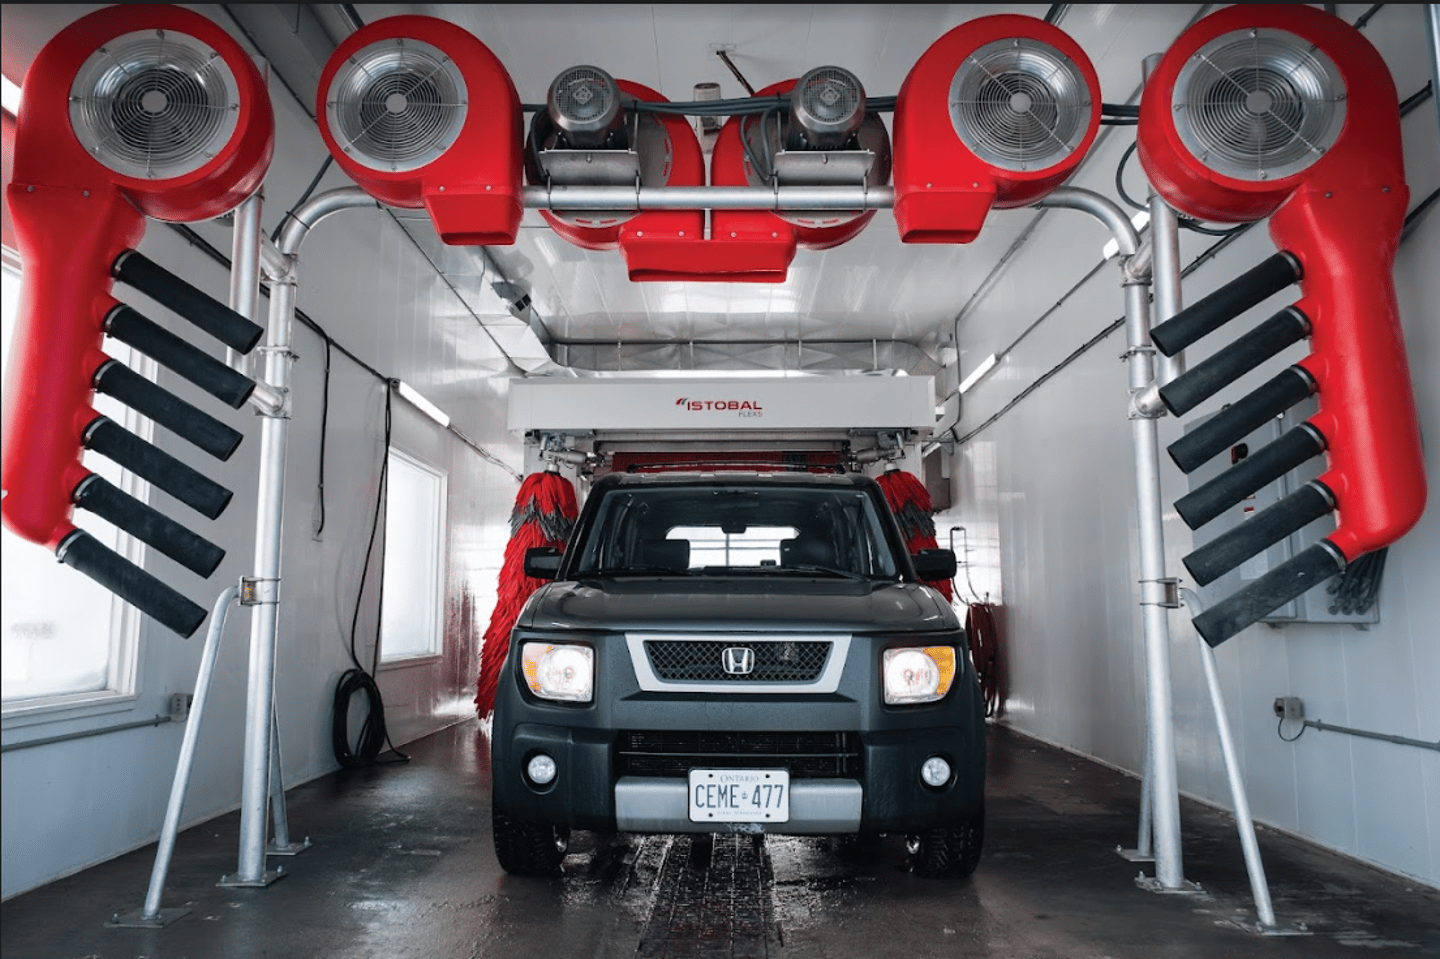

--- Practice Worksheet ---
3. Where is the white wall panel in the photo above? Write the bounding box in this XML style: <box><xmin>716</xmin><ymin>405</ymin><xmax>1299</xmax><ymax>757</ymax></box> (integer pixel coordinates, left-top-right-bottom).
<box><xmin>0</xmin><ymin>4</ymin><xmax>523</xmax><ymax>898</ymax></box>
<box><xmin>941</xmin><ymin>3</ymin><xmax>1440</xmax><ymax>887</ymax></box>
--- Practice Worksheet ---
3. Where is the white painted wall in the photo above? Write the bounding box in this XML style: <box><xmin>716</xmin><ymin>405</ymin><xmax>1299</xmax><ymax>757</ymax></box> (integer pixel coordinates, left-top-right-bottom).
<box><xmin>0</xmin><ymin>5</ymin><xmax>522</xmax><ymax>898</ymax></box>
<box><xmin>941</xmin><ymin>5</ymin><xmax>1440</xmax><ymax>887</ymax></box>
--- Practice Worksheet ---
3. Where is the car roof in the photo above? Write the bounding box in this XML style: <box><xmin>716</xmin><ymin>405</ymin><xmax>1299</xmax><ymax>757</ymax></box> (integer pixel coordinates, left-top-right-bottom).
<box><xmin>594</xmin><ymin>470</ymin><xmax>876</xmax><ymax>490</ymax></box>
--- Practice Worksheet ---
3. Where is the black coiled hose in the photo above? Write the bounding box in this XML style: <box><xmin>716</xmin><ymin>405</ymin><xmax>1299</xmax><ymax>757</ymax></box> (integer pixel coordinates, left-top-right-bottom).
<box><xmin>332</xmin><ymin>667</ymin><xmax>389</xmax><ymax>768</ymax></box>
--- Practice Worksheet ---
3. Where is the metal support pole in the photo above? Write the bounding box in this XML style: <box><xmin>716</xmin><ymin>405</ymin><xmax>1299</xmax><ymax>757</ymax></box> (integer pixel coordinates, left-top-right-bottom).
<box><xmin>267</xmin><ymin>702</ymin><xmax>311</xmax><ymax>856</ymax></box>
<box><xmin>1037</xmin><ymin>187</ymin><xmax>1191</xmax><ymax>892</ymax></box>
<box><xmin>1180</xmin><ymin>588</ymin><xmax>1277</xmax><ymax>929</ymax></box>
<box><xmin>223</xmin><ymin>187</ymin><xmax>379</xmax><ymax>889</ymax></box>
<box><xmin>1142</xmin><ymin>55</ymin><xmax>1186</xmax><ymax>387</ymax></box>
<box><xmin>110</xmin><ymin>588</ymin><xmax>239</xmax><ymax>927</ymax></box>
<box><xmin>221</xmin><ymin>274</ymin><xmax>295</xmax><ymax>889</ymax></box>
<box><xmin>227</xmin><ymin>192</ymin><xmax>263</xmax><ymax>375</ymax></box>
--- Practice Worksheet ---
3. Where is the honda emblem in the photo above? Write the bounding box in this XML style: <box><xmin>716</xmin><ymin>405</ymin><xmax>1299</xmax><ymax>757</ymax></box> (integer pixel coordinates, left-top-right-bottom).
<box><xmin>721</xmin><ymin>646</ymin><xmax>755</xmax><ymax>675</ymax></box>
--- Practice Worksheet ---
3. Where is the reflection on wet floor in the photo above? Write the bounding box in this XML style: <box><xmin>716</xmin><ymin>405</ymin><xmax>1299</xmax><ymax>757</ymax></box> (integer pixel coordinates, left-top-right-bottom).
<box><xmin>2</xmin><ymin>721</ymin><xmax>1438</xmax><ymax>959</ymax></box>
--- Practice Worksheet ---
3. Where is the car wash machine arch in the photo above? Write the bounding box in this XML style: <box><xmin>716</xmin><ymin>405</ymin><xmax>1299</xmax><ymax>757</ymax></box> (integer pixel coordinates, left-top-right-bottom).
<box><xmin>1</xmin><ymin>2</ymin><xmax>1437</xmax><ymax>955</ymax></box>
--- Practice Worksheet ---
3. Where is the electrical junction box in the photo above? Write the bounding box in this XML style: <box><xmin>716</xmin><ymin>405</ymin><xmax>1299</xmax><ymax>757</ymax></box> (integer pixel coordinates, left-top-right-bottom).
<box><xmin>1184</xmin><ymin>396</ymin><xmax>1380</xmax><ymax>627</ymax></box>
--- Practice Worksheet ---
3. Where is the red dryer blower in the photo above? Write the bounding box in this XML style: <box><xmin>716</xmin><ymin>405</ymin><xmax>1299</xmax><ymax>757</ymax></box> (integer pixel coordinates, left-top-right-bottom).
<box><xmin>1</xmin><ymin>5</ymin><xmax>274</xmax><ymax>635</ymax></box>
<box><xmin>317</xmin><ymin>16</ymin><xmax>524</xmax><ymax>246</ymax></box>
<box><xmin>1138</xmin><ymin>4</ymin><xmax>1426</xmax><ymax>645</ymax></box>
<box><xmin>893</xmin><ymin>15</ymin><xmax>1101</xmax><ymax>243</ymax></box>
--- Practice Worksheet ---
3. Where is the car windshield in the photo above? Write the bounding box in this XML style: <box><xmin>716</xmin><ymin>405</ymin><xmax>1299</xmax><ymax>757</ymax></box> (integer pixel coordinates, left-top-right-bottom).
<box><xmin>572</xmin><ymin>484</ymin><xmax>901</xmax><ymax>580</ymax></box>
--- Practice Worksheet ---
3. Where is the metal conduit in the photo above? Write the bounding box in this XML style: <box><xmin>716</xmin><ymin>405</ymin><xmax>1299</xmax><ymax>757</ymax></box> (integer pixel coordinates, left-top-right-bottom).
<box><xmin>1036</xmin><ymin>187</ymin><xmax>1188</xmax><ymax>892</ymax></box>
<box><xmin>522</xmin><ymin>185</ymin><xmax>895</xmax><ymax>211</ymax></box>
<box><xmin>228</xmin><ymin>187</ymin><xmax>379</xmax><ymax>888</ymax></box>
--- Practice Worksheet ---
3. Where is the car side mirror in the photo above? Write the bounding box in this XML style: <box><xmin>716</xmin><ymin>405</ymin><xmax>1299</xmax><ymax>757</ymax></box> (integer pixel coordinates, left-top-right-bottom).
<box><xmin>524</xmin><ymin>546</ymin><xmax>563</xmax><ymax>580</ymax></box>
<box><xmin>912</xmin><ymin>548</ymin><xmax>957</xmax><ymax>581</ymax></box>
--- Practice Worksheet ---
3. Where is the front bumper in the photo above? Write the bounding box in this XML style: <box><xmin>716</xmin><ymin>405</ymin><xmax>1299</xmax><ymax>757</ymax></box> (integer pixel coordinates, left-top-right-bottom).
<box><xmin>491</xmin><ymin>629</ymin><xmax>986</xmax><ymax>835</ymax></box>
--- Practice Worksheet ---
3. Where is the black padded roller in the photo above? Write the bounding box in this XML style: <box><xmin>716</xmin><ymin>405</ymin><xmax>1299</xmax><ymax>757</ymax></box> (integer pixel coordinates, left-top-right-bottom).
<box><xmin>56</xmin><ymin>530</ymin><xmax>207</xmax><ymax>637</ymax></box>
<box><xmin>113</xmin><ymin>250</ymin><xmax>263</xmax><ymax>354</ymax></box>
<box><xmin>1167</xmin><ymin>366</ymin><xmax>1316</xmax><ymax>474</ymax></box>
<box><xmin>1175</xmin><ymin>424</ymin><xmax>1326</xmax><ymax>530</ymax></box>
<box><xmin>104</xmin><ymin>306</ymin><xmax>255</xmax><ymax>409</ymax></box>
<box><xmin>1192</xmin><ymin>541</ymin><xmax>1345</xmax><ymax>647</ymax></box>
<box><xmin>93</xmin><ymin>360</ymin><xmax>243</xmax><ymax>461</ymax></box>
<box><xmin>83</xmin><ymin>417</ymin><xmax>233</xmax><ymax>520</ymax></box>
<box><xmin>1151</xmin><ymin>252</ymin><xmax>1301</xmax><ymax>357</ymax></box>
<box><xmin>1183</xmin><ymin>482</ymin><xmax>1334</xmax><ymax>587</ymax></box>
<box><xmin>1159</xmin><ymin>307</ymin><xmax>1311</xmax><ymax>416</ymax></box>
<box><xmin>73</xmin><ymin>475</ymin><xmax>224</xmax><ymax>577</ymax></box>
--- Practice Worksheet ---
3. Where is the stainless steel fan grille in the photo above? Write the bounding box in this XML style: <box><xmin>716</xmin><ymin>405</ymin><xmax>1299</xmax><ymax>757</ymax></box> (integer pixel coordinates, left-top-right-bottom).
<box><xmin>69</xmin><ymin>30</ymin><xmax>241</xmax><ymax>180</ymax></box>
<box><xmin>791</xmin><ymin>66</ymin><xmax>865</xmax><ymax>149</ymax></box>
<box><xmin>948</xmin><ymin>37</ymin><xmax>1092</xmax><ymax>172</ymax></box>
<box><xmin>325</xmin><ymin>37</ymin><xmax>467</xmax><ymax>173</ymax></box>
<box><xmin>548</xmin><ymin>66</ymin><xmax>623</xmax><ymax>146</ymax></box>
<box><xmin>1172</xmin><ymin>28</ymin><xmax>1346</xmax><ymax>182</ymax></box>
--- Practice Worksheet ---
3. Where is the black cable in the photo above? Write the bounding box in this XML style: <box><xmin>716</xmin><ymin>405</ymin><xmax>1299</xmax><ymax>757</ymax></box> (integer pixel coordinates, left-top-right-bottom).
<box><xmin>1102</xmin><ymin>103</ymin><xmax>1140</xmax><ymax>118</ymax></box>
<box><xmin>313</xmin><ymin>337</ymin><xmax>331</xmax><ymax>539</ymax></box>
<box><xmin>1115</xmin><ymin>140</ymin><xmax>1146</xmax><ymax>212</ymax></box>
<box><xmin>1278</xmin><ymin>714</ymin><xmax>1306</xmax><ymax>743</ymax></box>
<box><xmin>1353</xmin><ymin>3</ymin><xmax>1384</xmax><ymax>30</ymax></box>
<box><xmin>271</xmin><ymin>156</ymin><xmax>333</xmax><ymax>243</ymax></box>
<box><xmin>333</xmin><ymin>388</ymin><xmax>408</xmax><ymax>767</ymax></box>
<box><xmin>1100</xmin><ymin>117</ymin><xmax>1138</xmax><ymax>126</ymax></box>
<box><xmin>1399</xmin><ymin>80</ymin><xmax>1433</xmax><ymax>117</ymax></box>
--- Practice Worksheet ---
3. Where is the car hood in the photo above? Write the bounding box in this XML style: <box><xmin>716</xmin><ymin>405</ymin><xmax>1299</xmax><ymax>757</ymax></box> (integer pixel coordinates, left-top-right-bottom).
<box><xmin>517</xmin><ymin>577</ymin><xmax>959</xmax><ymax>633</ymax></box>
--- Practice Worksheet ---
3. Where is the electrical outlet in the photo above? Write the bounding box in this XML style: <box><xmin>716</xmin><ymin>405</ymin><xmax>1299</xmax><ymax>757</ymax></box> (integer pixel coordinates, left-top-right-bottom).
<box><xmin>1272</xmin><ymin>696</ymin><xmax>1304</xmax><ymax>722</ymax></box>
<box><xmin>168</xmin><ymin>693</ymin><xmax>193</xmax><ymax>722</ymax></box>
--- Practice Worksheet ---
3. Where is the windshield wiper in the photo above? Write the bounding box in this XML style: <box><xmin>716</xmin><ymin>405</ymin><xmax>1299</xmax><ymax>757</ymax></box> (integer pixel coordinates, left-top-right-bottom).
<box><xmin>778</xmin><ymin>564</ymin><xmax>873</xmax><ymax>582</ymax></box>
<box><xmin>586</xmin><ymin>565</ymin><xmax>692</xmax><ymax>577</ymax></box>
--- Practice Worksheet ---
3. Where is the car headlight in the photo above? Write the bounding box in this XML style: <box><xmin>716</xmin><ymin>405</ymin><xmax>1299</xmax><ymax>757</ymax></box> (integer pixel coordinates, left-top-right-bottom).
<box><xmin>883</xmin><ymin>646</ymin><xmax>956</xmax><ymax>704</ymax></box>
<box><xmin>521</xmin><ymin>642</ymin><xmax>594</xmax><ymax>702</ymax></box>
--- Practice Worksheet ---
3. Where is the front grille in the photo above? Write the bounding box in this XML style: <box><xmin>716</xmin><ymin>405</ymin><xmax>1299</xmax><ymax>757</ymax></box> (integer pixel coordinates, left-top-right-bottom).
<box><xmin>617</xmin><ymin>730</ymin><xmax>861</xmax><ymax>779</ymax></box>
<box><xmin>644</xmin><ymin>640</ymin><xmax>830</xmax><ymax>683</ymax></box>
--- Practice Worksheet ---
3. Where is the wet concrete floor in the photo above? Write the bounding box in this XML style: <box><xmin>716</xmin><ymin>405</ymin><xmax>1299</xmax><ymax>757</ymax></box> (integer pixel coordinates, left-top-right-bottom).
<box><xmin>3</xmin><ymin>720</ymin><xmax>1437</xmax><ymax>958</ymax></box>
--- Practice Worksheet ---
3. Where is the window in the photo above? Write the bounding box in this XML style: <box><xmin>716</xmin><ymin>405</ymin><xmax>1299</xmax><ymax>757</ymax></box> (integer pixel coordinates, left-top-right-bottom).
<box><xmin>669</xmin><ymin>525</ymin><xmax>798</xmax><ymax>568</ymax></box>
<box><xmin>1</xmin><ymin>258</ymin><xmax>143</xmax><ymax>713</ymax></box>
<box><xmin>379</xmin><ymin>449</ymin><xmax>446</xmax><ymax>663</ymax></box>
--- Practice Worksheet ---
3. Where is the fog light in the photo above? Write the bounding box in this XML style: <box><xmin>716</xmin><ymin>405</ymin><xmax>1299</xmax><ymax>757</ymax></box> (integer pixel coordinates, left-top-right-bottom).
<box><xmin>921</xmin><ymin>755</ymin><xmax>951</xmax><ymax>787</ymax></box>
<box><xmin>527</xmin><ymin>753</ymin><xmax>557</xmax><ymax>785</ymax></box>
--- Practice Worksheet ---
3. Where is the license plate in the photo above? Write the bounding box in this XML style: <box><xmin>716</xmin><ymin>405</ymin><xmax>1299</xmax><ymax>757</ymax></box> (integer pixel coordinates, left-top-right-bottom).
<box><xmin>688</xmin><ymin>769</ymin><xmax>790</xmax><ymax>824</ymax></box>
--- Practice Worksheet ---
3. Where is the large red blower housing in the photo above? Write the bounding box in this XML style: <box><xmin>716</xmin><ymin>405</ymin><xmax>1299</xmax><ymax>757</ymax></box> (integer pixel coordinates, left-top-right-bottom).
<box><xmin>1</xmin><ymin>4</ymin><xmax>274</xmax><ymax>552</ymax></box>
<box><xmin>316</xmin><ymin>16</ymin><xmax>523</xmax><ymax>245</ymax></box>
<box><xmin>893</xmin><ymin>15</ymin><xmax>1101</xmax><ymax>243</ymax></box>
<box><xmin>1138</xmin><ymin>3</ymin><xmax>1425</xmax><ymax>561</ymax></box>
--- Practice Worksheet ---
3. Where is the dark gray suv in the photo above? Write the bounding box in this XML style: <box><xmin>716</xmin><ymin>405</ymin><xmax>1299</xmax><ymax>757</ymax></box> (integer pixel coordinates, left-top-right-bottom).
<box><xmin>490</xmin><ymin>471</ymin><xmax>985</xmax><ymax>877</ymax></box>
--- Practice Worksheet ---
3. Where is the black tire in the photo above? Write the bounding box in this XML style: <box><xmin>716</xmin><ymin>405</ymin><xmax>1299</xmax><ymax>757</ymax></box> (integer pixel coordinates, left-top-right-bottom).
<box><xmin>908</xmin><ymin>806</ymin><xmax>984</xmax><ymax>878</ymax></box>
<box><xmin>492</xmin><ymin>805</ymin><xmax>570</xmax><ymax>877</ymax></box>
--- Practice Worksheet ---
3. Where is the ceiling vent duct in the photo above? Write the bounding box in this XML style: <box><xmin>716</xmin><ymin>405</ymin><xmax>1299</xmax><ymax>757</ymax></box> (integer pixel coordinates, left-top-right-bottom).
<box><xmin>527</xmin><ymin>74</ymin><xmax>705</xmax><ymax>277</ymax></box>
<box><xmin>318</xmin><ymin>16</ymin><xmax>523</xmax><ymax>245</ymax></box>
<box><xmin>547</xmin><ymin>65</ymin><xmax>626</xmax><ymax>149</ymax></box>
<box><xmin>1137</xmin><ymin>5</ymin><xmax>1423</xmax><ymax>644</ymax></box>
<box><xmin>893</xmin><ymin>15</ymin><xmax>1100</xmax><ymax>243</ymax></box>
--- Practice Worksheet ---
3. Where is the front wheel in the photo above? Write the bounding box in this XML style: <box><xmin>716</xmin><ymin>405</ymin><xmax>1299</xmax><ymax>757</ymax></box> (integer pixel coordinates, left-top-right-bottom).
<box><xmin>908</xmin><ymin>806</ymin><xmax>984</xmax><ymax>878</ymax></box>
<box><xmin>492</xmin><ymin>805</ymin><xmax>570</xmax><ymax>876</ymax></box>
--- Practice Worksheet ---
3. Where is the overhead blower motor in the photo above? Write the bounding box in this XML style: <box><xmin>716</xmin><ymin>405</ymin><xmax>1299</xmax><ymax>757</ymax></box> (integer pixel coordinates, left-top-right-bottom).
<box><xmin>526</xmin><ymin>64</ymin><xmax>706</xmax><ymax>269</ymax></box>
<box><xmin>711</xmin><ymin>64</ymin><xmax>891</xmax><ymax>251</ymax></box>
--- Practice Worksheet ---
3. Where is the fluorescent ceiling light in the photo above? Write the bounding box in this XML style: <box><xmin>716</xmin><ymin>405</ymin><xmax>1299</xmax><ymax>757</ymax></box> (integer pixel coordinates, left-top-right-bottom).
<box><xmin>1102</xmin><ymin>211</ymin><xmax>1151</xmax><ymax>260</ymax></box>
<box><xmin>1</xmin><ymin>74</ymin><xmax>20</xmax><ymax>116</ymax></box>
<box><xmin>395</xmin><ymin>380</ymin><xmax>450</xmax><ymax>428</ymax></box>
<box><xmin>958</xmin><ymin>354</ymin><xmax>998</xmax><ymax>395</ymax></box>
